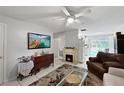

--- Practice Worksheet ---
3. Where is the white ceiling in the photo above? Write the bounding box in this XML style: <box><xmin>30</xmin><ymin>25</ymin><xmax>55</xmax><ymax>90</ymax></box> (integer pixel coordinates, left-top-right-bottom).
<box><xmin>0</xmin><ymin>6</ymin><xmax>124</xmax><ymax>32</ymax></box>
<box><xmin>0</xmin><ymin>6</ymin><xmax>92</xmax><ymax>32</ymax></box>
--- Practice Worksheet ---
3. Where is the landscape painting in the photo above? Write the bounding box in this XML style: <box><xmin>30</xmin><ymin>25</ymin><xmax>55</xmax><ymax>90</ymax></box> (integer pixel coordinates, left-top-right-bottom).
<box><xmin>28</xmin><ymin>33</ymin><xmax>51</xmax><ymax>49</ymax></box>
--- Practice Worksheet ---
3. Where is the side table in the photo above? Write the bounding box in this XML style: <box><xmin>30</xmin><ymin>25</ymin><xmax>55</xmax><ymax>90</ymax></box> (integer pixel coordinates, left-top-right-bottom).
<box><xmin>17</xmin><ymin>61</ymin><xmax>34</xmax><ymax>80</ymax></box>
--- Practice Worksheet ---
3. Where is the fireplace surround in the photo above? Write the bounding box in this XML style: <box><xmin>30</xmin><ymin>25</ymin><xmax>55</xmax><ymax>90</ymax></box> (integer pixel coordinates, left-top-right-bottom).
<box><xmin>63</xmin><ymin>48</ymin><xmax>78</xmax><ymax>64</ymax></box>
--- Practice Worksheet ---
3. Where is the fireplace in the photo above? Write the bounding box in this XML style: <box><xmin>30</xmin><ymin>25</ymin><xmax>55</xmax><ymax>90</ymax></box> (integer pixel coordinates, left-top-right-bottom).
<box><xmin>66</xmin><ymin>54</ymin><xmax>73</xmax><ymax>62</ymax></box>
<box><xmin>63</xmin><ymin>48</ymin><xmax>78</xmax><ymax>64</ymax></box>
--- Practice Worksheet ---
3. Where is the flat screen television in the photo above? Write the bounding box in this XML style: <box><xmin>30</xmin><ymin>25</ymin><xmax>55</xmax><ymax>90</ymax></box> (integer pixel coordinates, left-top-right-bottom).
<box><xmin>28</xmin><ymin>33</ymin><xmax>51</xmax><ymax>49</ymax></box>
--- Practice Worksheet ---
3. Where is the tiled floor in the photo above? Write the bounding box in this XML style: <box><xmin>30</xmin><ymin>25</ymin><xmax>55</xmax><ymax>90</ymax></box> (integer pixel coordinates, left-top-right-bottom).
<box><xmin>2</xmin><ymin>58</ymin><xmax>87</xmax><ymax>86</ymax></box>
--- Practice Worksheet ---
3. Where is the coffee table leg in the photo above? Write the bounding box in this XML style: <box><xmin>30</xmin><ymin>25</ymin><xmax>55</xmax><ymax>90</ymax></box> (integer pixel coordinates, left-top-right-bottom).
<box><xmin>83</xmin><ymin>79</ymin><xmax>87</xmax><ymax>86</ymax></box>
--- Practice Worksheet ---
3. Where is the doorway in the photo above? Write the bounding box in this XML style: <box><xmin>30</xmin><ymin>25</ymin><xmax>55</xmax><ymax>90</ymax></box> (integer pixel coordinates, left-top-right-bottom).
<box><xmin>0</xmin><ymin>23</ymin><xmax>6</xmax><ymax>84</ymax></box>
<box><xmin>53</xmin><ymin>38</ymin><xmax>59</xmax><ymax>58</ymax></box>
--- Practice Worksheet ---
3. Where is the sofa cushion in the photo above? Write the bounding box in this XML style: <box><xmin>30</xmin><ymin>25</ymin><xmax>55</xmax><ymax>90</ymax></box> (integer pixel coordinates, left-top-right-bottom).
<box><xmin>103</xmin><ymin>73</ymin><xmax>124</xmax><ymax>86</ymax></box>
<box><xmin>103</xmin><ymin>62</ymin><xmax>123</xmax><ymax>69</ymax></box>
<box><xmin>97</xmin><ymin>52</ymin><xmax>119</xmax><ymax>63</ymax></box>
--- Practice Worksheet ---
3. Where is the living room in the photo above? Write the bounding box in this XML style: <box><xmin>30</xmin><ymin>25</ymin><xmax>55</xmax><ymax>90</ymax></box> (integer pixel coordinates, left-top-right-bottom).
<box><xmin>0</xmin><ymin>5</ymin><xmax>124</xmax><ymax>87</ymax></box>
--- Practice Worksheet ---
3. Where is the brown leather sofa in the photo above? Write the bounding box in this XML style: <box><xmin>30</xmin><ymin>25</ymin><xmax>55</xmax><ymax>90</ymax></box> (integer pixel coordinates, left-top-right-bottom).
<box><xmin>87</xmin><ymin>52</ymin><xmax>124</xmax><ymax>80</ymax></box>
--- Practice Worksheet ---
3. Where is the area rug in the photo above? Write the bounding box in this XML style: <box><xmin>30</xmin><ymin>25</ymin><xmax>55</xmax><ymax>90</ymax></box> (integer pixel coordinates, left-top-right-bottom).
<box><xmin>29</xmin><ymin>64</ymin><xmax>85</xmax><ymax>86</ymax></box>
<box><xmin>29</xmin><ymin>64</ymin><xmax>103</xmax><ymax>86</ymax></box>
<box><xmin>85</xmin><ymin>72</ymin><xmax>103</xmax><ymax>86</ymax></box>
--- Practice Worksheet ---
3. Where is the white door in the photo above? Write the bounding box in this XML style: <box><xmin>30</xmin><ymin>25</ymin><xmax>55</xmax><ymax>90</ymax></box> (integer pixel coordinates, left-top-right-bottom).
<box><xmin>0</xmin><ymin>24</ymin><xmax>4</xmax><ymax>84</ymax></box>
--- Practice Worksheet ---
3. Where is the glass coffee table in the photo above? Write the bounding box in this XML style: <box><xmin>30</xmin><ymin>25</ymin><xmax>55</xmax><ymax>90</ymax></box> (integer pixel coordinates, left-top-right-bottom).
<box><xmin>57</xmin><ymin>69</ymin><xmax>88</xmax><ymax>86</ymax></box>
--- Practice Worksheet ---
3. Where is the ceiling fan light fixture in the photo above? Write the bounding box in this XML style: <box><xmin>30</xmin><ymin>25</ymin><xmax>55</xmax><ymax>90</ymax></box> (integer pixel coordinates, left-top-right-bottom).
<box><xmin>67</xmin><ymin>17</ymin><xmax>74</xmax><ymax>23</ymax></box>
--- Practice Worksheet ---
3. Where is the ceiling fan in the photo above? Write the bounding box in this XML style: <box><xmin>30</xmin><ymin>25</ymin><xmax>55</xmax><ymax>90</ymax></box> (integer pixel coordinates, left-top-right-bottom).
<box><xmin>60</xmin><ymin>6</ymin><xmax>91</xmax><ymax>27</ymax></box>
<box><xmin>26</xmin><ymin>6</ymin><xmax>91</xmax><ymax>28</ymax></box>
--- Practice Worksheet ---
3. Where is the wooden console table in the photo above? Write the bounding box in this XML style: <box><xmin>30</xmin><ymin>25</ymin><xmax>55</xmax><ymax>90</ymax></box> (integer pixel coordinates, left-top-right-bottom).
<box><xmin>32</xmin><ymin>54</ymin><xmax>54</xmax><ymax>74</ymax></box>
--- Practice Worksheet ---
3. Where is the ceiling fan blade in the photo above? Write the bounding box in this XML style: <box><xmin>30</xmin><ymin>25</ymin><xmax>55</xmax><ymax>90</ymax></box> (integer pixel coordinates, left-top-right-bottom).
<box><xmin>75</xmin><ymin>12</ymin><xmax>85</xmax><ymax>18</ymax></box>
<box><xmin>61</xmin><ymin>6</ymin><xmax>71</xmax><ymax>16</ymax></box>
<box><xmin>25</xmin><ymin>13</ymin><xmax>62</xmax><ymax>20</ymax></box>
<box><xmin>74</xmin><ymin>19</ymin><xmax>81</xmax><ymax>24</ymax></box>
<box><xmin>75</xmin><ymin>8</ymin><xmax>91</xmax><ymax>18</ymax></box>
<box><xmin>56</xmin><ymin>17</ymin><xmax>65</xmax><ymax>21</ymax></box>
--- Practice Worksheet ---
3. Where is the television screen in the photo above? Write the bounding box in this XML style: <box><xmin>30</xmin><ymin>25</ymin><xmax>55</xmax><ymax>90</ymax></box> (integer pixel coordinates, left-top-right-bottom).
<box><xmin>28</xmin><ymin>33</ymin><xmax>51</xmax><ymax>49</ymax></box>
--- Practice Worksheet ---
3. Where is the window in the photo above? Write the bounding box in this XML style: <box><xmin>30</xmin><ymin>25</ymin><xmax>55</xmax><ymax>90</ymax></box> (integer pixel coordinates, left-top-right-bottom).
<box><xmin>88</xmin><ymin>35</ymin><xmax>114</xmax><ymax>57</ymax></box>
<box><xmin>89</xmin><ymin>37</ymin><xmax>109</xmax><ymax>57</ymax></box>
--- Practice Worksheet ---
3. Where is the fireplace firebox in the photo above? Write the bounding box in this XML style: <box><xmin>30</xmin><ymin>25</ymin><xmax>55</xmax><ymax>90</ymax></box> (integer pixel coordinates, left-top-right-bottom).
<box><xmin>66</xmin><ymin>54</ymin><xmax>73</xmax><ymax>62</ymax></box>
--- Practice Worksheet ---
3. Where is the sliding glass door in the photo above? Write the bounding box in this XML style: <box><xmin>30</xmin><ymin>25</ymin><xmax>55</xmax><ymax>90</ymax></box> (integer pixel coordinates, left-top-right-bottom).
<box><xmin>89</xmin><ymin>36</ymin><xmax>109</xmax><ymax>57</ymax></box>
<box><xmin>87</xmin><ymin>35</ymin><xmax>115</xmax><ymax>57</ymax></box>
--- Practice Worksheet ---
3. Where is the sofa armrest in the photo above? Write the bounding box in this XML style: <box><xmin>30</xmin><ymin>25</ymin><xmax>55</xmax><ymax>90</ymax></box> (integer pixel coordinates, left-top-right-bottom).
<box><xmin>108</xmin><ymin>67</ymin><xmax>124</xmax><ymax>78</ymax></box>
<box><xmin>103</xmin><ymin>62</ymin><xmax>122</xmax><ymax>69</ymax></box>
<box><xmin>89</xmin><ymin>57</ymin><xmax>98</xmax><ymax>62</ymax></box>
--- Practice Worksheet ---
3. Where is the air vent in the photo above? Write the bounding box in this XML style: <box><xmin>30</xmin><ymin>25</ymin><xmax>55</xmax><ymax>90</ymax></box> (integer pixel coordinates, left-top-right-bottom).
<box><xmin>81</xmin><ymin>29</ymin><xmax>86</xmax><ymax>31</ymax></box>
